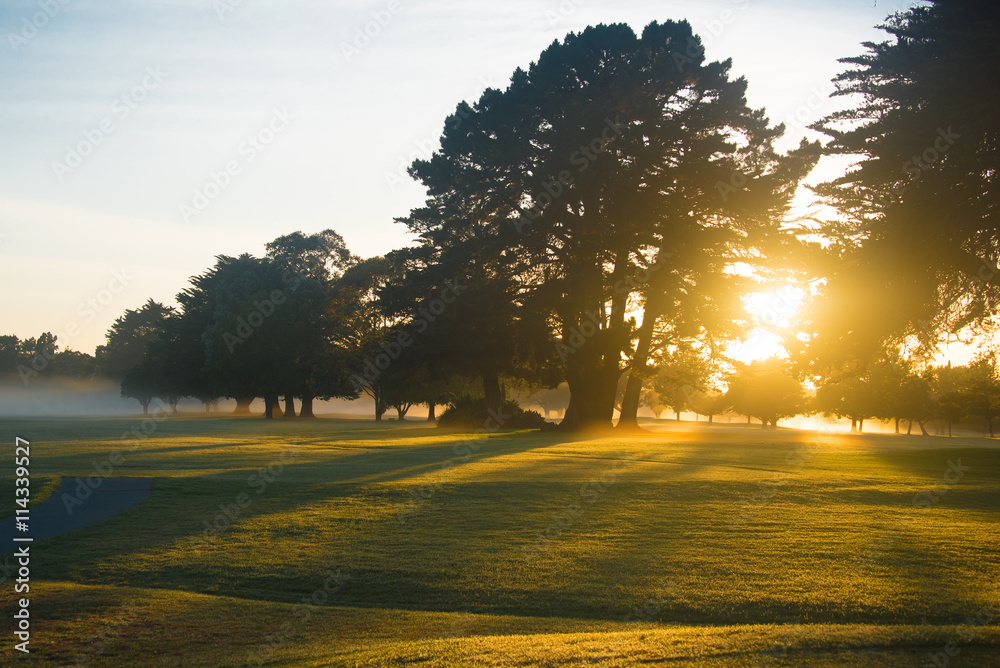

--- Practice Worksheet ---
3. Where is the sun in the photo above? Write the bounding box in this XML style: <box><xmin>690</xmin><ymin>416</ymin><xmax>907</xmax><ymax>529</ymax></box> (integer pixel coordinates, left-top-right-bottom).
<box><xmin>725</xmin><ymin>286</ymin><xmax>805</xmax><ymax>363</ymax></box>
<box><xmin>743</xmin><ymin>286</ymin><xmax>805</xmax><ymax>329</ymax></box>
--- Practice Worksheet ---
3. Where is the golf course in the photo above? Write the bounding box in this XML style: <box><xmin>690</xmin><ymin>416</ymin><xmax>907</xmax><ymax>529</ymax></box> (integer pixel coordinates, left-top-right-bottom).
<box><xmin>2</xmin><ymin>415</ymin><xmax>998</xmax><ymax>666</ymax></box>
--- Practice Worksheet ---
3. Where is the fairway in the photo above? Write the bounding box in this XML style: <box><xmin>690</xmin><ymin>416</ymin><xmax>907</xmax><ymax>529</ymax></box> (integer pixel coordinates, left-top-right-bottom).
<box><xmin>1</xmin><ymin>417</ymin><xmax>999</xmax><ymax>666</ymax></box>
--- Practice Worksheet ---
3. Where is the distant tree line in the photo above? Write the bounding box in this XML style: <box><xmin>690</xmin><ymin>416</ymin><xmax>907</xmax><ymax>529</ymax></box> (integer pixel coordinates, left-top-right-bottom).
<box><xmin>0</xmin><ymin>332</ymin><xmax>99</xmax><ymax>382</ymax></box>
<box><xmin>634</xmin><ymin>352</ymin><xmax>1000</xmax><ymax>436</ymax></box>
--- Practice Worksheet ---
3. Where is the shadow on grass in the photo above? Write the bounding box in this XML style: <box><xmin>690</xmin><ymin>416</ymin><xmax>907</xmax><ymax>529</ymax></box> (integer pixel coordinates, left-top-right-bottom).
<box><xmin>8</xmin><ymin>422</ymin><xmax>1000</xmax><ymax>630</ymax></box>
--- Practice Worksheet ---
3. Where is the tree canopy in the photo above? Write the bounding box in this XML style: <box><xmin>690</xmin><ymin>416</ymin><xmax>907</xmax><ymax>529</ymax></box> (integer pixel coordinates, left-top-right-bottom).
<box><xmin>804</xmin><ymin>0</ymin><xmax>1000</xmax><ymax>368</ymax></box>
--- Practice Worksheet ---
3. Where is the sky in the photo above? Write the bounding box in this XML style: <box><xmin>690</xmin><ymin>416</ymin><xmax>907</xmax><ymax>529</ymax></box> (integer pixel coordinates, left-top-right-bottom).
<box><xmin>0</xmin><ymin>0</ymin><xmax>924</xmax><ymax>357</ymax></box>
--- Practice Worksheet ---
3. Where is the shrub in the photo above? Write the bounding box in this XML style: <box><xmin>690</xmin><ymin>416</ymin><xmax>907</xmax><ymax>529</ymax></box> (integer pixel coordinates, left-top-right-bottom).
<box><xmin>437</xmin><ymin>393</ymin><xmax>547</xmax><ymax>429</ymax></box>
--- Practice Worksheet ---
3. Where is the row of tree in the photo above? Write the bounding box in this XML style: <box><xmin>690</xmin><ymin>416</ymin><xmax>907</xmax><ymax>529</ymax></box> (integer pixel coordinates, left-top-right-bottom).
<box><xmin>1</xmin><ymin>333</ymin><xmax>99</xmax><ymax>381</ymax></box>
<box><xmin>639</xmin><ymin>353</ymin><xmax>1000</xmax><ymax>436</ymax></box>
<box><xmin>6</xmin><ymin>2</ymin><xmax>999</xmax><ymax>433</ymax></box>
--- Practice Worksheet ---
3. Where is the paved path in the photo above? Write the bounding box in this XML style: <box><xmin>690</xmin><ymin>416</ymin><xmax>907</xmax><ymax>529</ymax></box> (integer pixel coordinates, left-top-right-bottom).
<box><xmin>1</xmin><ymin>477</ymin><xmax>151</xmax><ymax>553</ymax></box>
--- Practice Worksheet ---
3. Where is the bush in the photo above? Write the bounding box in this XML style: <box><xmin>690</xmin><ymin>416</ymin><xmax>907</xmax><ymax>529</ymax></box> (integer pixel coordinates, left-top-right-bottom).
<box><xmin>437</xmin><ymin>393</ymin><xmax>547</xmax><ymax>429</ymax></box>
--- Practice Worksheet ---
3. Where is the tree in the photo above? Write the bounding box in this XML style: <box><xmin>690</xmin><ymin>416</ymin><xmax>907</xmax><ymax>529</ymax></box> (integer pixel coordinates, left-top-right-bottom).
<box><xmin>964</xmin><ymin>354</ymin><xmax>1000</xmax><ymax>437</ymax></box>
<box><xmin>930</xmin><ymin>363</ymin><xmax>969</xmax><ymax>437</ymax></box>
<box><xmin>265</xmin><ymin>229</ymin><xmax>360</xmax><ymax>417</ymax></box>
<box><xmin>647</xmin><ymin>347</ymin><xmax>713</xmax><ymax>421</ymax></box>
<box><xmin>121</xmin><ymin>357</ymin><xmax>160</xmax><ymax>415</ymax></box>
<box><xmin>6</xmin><ymin>333</ymin><xmax>98</xmax><ymax>385</ymax></box>
<box><xmin>892</xmin><ymin>371</ymin><xmax>936</xmax><ymax>436</ymax></box>
<box><xmin>200</xmin><ymin>255</ymin><xmax>323</xmax><ymax>419</ymax></box>
<box><xmin>810</xmin><ymin>355</ymin><xmax>927</xmax><ymax>434</ymax></box>
<box><xmin>338</xmin><ymin>256</ymin><xmax>402</xmax><ymax>421</ymax></box>
<box><xmin>689</xmin><ymin>389</ymin><xmax>726</xmax><ymax>423</ymax></box>
<box><xmin>808</xmin><ymin>0</ymin><xmax>1000</xmax><ymax>359</ymax></box>
<box><xmin>265</xmin><ymin>229</ymin><xmax>356</xmax><ymax>282</ymax></box>
<box><xmin>51</xmin><ymin>349</ymin><xmax>98</xmax><ymax>380</ymax></box>
<box><xmin>404</xmin><ymin>20</ymin><xmax>817</xmax><ymax>430</ymax></box>
<box><xmin>815</xmin><ymin>374</ymin><xmax>871</xmax><ymax>433</ymax></box>
<box><xmin>726</xmin><ymin>358</ymin><xmax>804</xmax><ymax>429</ymax></box>
<box><xmin>96</xmin><ymin>300</ymin><xmax>175</xmax><ymax>380</ymax></box>
<box><xmin>0</xmin><ymin>335</ymin><xmax>23</xmax><ymax>377</ymax></box>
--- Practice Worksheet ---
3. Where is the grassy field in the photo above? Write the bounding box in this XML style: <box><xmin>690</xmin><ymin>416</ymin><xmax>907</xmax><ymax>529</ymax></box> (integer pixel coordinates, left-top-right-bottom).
<box><xmin>1</xmin><ymin>415</ymin><xmax>999</xmax><ymax>666</ymax></box>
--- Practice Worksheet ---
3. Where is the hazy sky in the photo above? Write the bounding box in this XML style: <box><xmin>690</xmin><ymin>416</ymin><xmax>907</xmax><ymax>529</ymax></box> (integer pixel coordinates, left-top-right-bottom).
<box><xmin>0</xmin><ymin>0</ymin><xmax>920</xmax><ymax>355</ymax></box>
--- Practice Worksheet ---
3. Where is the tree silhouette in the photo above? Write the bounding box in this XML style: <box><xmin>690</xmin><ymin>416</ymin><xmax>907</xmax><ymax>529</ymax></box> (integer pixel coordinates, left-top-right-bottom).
<box><xmin>726</xmin><ymin>358</ymin><xmax>804</xmax><ymax>429</ymax></box>
<box><xmin>404</xmin><ymin>20</ymin><xmax>816</xmax><ymax>430</ymax></box>
<box><xmin>809</xmin><ymin>0</ymin><xmax>1000</xmax><ymax>357</ymax></box>
<box><xmin>96</xmin><ymin>299</ymin><xmax>174</xmax><ymax>380</ymax></box>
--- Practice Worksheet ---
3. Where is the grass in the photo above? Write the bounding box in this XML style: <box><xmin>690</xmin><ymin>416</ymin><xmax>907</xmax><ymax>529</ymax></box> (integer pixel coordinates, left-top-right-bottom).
<box><xmin>1</xmin><ymin>415</ymin><xmax>998</xmax><ymax>665</ymax></box>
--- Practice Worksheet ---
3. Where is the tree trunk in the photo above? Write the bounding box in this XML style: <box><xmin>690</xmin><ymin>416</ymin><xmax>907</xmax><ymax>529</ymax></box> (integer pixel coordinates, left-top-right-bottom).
<box><xmin>617</xmin><ymin>306</ymin><xmax>658</xmax><ymax>430</ymax></box>
<box><xmin>918</xmin><ymin>420</ymin><xmax>929</xmax><ymax>436</ymax></box>
<box><xmin>264</xmin><ymin>396</ymin><xmax>277</xmax><ymax>420</ymax></box>
<box><xmin>481</xmin><ymin>359</ymin><xmax>503</xmax><ymax>414</ymax></box>
<box><xmin>894</xmin><ymin>417</ymin><xmax>900</xmax><ymax>434</ymax></box>
<box><xmin>396</xmin><ymin>404</ymin><xmax>410</xmax><ymax>420</ymax></box>
<box><xmin>676</xmin><ymin>410</ymin><xmax>681</xmax><ymax>421</ymax></box>
<box><xmin>747</xmin><ymin>415</ymin><xmax>751</xmax><ymax>425</ymax></box>
<box><xmin>948</xmin><ymin>421</ymin><xmax>952</xmax><ymax>437</ymax></box>
<box><xmin>851</xmin><ymin>418</ymin><xmax>857</xmax><ymax>433</ymax></box>
<box><xmin>427</xmin><ymin>402</ymin><xmax>436</xmax><ymax>421</ymax></box>
<box><xmin>299</xmin><ymin>395</ymin><xmax>315</xmax><ymax>418</ymax></box>
<box><xmin>283</xmin><ymin>394</ymin><xmax>296</xmax><ymax>418</ymax></box>
<box><xmin>858</xmin><ymin>418</ymin><xmax>864</xmax><ymax>434</ymax></box>
<box><xmin>708</xmin><ymin>413</ymin><xmax>714</xmax><ymax>424</ymax></box>
<box><xmin>907</xmin><ymin>419</ymin><xmax>913</xmax><ymax>435</ymax></box>
<box><xmin>140</xmin><ymin>399</ymin><xmax>150</xmax><ymax>416</ymax></box>
<box><xmin>560</xmin><ymin>254</ymin><xmax>631</xmax><ymax>431</ymax></box>
<box><xmin>562</xmin><ymin>362</ymin><xmax>620</xmax><ymax>430</ymax></box>
<box><xmin>234</xmin><ymin>397</ymin><xmax>254</xmax><ymax>414</ymax></box>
